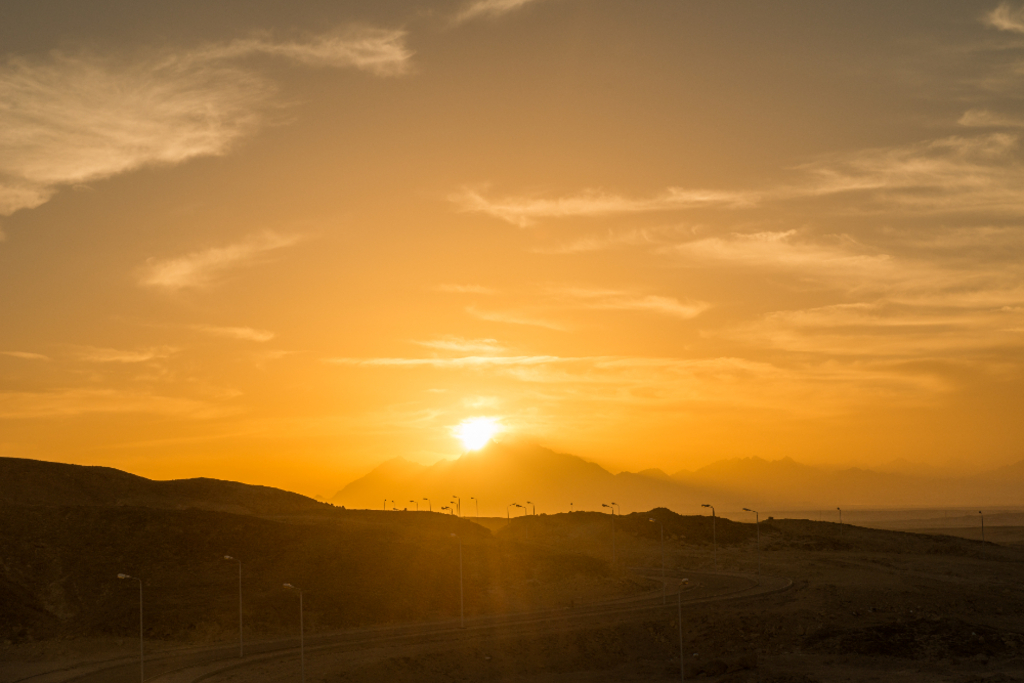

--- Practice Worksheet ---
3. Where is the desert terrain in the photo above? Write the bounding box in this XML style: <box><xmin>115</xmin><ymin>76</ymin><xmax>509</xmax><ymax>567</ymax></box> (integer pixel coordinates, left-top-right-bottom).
<box><xmin>2</xmin><ymin>458</ymin><xmax>1023</xmax><ymax>683</ymax></box>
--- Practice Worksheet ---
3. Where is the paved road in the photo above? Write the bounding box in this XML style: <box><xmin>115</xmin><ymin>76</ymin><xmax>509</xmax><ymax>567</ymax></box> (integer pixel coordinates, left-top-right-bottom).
<box><xmin>19</xmin><ymin>570</ymin><xmax>790</xmax><ymax>683</ymax></box>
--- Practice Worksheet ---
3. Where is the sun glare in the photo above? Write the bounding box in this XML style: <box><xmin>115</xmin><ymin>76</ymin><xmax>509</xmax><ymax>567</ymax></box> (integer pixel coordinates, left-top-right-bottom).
<box><xmin>453</xmin><ymin>416</ymin><xmax>501</xmax><ymax>451</ymax></box>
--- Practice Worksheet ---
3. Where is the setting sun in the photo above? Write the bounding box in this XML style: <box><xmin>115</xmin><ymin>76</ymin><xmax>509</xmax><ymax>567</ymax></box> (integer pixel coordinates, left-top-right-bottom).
<box><xmin>453</xmin><ymin>417</ymin><xmax>501</xmax><ymax>451</ymax></box>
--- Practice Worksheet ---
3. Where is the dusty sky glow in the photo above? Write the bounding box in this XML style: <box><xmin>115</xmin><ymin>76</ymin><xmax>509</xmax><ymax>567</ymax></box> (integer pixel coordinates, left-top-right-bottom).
<box><xmin>1</xmin><ymin>0</ymin><xmax>1023</xmax><ymax>495</ymax></box>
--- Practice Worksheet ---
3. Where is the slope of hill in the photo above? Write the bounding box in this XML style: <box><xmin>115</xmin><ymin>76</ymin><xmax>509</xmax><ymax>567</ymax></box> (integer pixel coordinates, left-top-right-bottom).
<box><xmin>0</xmin><ymin>457</ymin><xmax>330</xmax><ymax>517</ymax></box>
<box><xmin>335</xmin><ymin>445</ymin><xmax>1024</xmax><ymax>515</ymax></box>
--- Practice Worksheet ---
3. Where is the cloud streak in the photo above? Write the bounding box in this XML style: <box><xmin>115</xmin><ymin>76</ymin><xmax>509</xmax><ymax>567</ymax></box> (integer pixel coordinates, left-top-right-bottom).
<box><xmin>450</xmin><ymin>187</ymin><xmax>756</xmax><ymax>227</ymax></box>
<box><xmin>984</xmin><ymin>2</ymin><xmax>1024</xmax><ymax>33</ymax></box>
<box><xmin>0</xmin><ymin>29</ymin><xmax>411</xmax><ymax>217</ymax></box>
<box><xmin>140</xmin><ymin>231</ymin><xmax>301</xmax><ymax>290</ymax></box>
<box><xmin>192</xmin><ymin>325</ymin><xmax>275</xmax><ymax>342</ymax></box>
<box><xmin>455</xmin><ymin>0</ymin><xmax>545</xmax><ymax>23</ymax></box>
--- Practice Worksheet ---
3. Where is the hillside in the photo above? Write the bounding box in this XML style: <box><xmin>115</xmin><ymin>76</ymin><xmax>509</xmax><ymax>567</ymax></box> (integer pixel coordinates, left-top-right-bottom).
<box><xmin>0</xmin><ymin>457</ymin><xmax>330</xmax><ymax>517</ymax></box>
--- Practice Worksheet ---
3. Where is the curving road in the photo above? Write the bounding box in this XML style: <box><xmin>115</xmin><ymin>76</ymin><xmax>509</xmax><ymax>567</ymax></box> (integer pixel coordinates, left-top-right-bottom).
<box><xmin>19</xmin><ymin>570</ymin><xmax>790</xmax><ymax>683</ymax></box>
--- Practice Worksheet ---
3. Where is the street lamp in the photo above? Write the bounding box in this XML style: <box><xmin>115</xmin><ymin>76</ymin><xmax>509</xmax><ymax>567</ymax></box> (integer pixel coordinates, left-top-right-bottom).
<box><xmin>701</xmin><ymin>504</ymin><xmax>717</xmax><ymax>571</ymax></box>
<box><xmin>283</xmin><ymin>584</ymin><xmax>305</xmax><ymax>683</ymax></box>
<box><xmin>742</xmin><ymin>508</ymin><xmax>761</xmax><ymax>582</ymax></box>
<box><xmin>648</xmin><ymin>518</ymin><xmax>666</xmax><ymax>604</ymax></box>
<box><xmin>441</xmin><ymin>505</ymin><xmax>452</xmax><ymax>514</ymax></box>
<box><xmin>979</xmin><ymin>511</ymin><xmax>985</xmax><ymax>542</ymax></box>
<box><xmin>410</xmin><ymin>500</ymin><xmax>419</xmax><ymax>511</ymax></box>
<box><xmin>526</xmin><ymin>501</ymin><xmax>535</xmax><ymax>515</ymax></box>
<box><xmin>451</xmin><ymin>533</ymin><xmax>465</xmax><ymax>628</ymax></box>
<box><xmin>117</xmin><ymin>573</ymin><xmax>144</xmax><ymax>683</ymax></box>
<box><xmin>452</xmin><ymin>495</ymin><xmax>461</xmax><ymax>516</ymax></box>
<box><xmin>423</xmin><ymin>498</ymin><xmax>432</xmax><ymax>512</ymax></box>
<box><xmin>470</xmin><ymin>496</ymin><xmax>479</xmax><ymax>517</ymax></box>
<box><xmin>224</xmin><ymin>556</ymin><xmax>243</xmax><ymax>658</ymax></box>
<box><xmin>383</xmin><ymin>498</ymin><xmax>387</xmax><ymax>511</ymax></box>
<box><xmin>611</xmin><ymin>502</ymin><xmax>620</xmax><ymax>515</ymax></box>
<box><xmin>602</xmin><ymin>504</ymin><xmax>617</xmax><ymax>565</ymax></box>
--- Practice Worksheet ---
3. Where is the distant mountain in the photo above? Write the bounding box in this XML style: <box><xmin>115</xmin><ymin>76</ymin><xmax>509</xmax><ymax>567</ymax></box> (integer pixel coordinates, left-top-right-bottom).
<box><xmin>0</xmin><ymin>457</ymin><xmax>330</xmax><ymax>517</ymax></box>
<box><xmin>334</xmin><ymin>445</ymin><xmax>1024</xmax><ymax>515</ymax></box>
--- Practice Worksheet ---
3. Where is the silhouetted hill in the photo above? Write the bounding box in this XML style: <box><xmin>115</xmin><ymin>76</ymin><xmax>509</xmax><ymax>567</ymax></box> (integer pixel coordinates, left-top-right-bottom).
<box><xmin>332</xmin><ymin>442</ymin><xmax>704</xmax><ymax>515</ymax></box>
<box><xmin>0</xmin><ymin>457</ymin><xmax>329</xmax><ymax>517</ymax></box>
<box><xmin>335</xmin><ymin>445</ymin><xmax>1024</xmax><ymax>514</ymax></box>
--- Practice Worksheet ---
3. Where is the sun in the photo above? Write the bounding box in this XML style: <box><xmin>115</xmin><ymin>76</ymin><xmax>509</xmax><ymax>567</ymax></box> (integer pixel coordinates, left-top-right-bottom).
<box><xmin>453</xmin><ymin>416</ymin><xmax>501</xmax><ymax>451</ymax></box>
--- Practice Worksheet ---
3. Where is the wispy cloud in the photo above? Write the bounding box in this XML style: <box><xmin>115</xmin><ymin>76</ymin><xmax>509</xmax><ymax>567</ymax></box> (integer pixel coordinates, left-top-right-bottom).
<box><xmin>450</xmin><ymin>187</ymin><xmax>756</xmax><ymax>227</ymax></box>
<box><xmin>75</xmin><ymin>346</ymin><xmax>177</xmax><ymax>363</ymax></box>
<box><xmin>0</xmin><ymin>29</ymin><xmax>411</xmax><ymax>217</ymax></box>
<box><xmin>434</xmin><ymin>283</ymin><xmax>497</xmax><ymax>294</ymax></box>
<box><xmin>192</xmin><ymin>325</ymin><xmax>275</xmax><ymax>342</ymax></box>
<box><xmin>557</xmin><ymin>288</ymin><xmax>710</xmax><ymax>320</ymax></box>
<box><xmin>984</xmin><ymin>2</ymin><xmax>1024</xmax><ymax>33</ymax></box>
<box><xmin>327</xmin><ymin>354</ymin><xmax>563</xmax><ymax>368</ymax></box>
<box><xmin>0</xmin><ymin>351</ymin><xmax>49</xmax><ymax>361</ymax></box>
<box><xmin>466</xmin><ymin>305</ymin><xmax>569</xmax><ymax>330</ymax></box>
<box><xmin>455</xmin><ymin>0</ymin><xmax>545</xmax><ymax>23</ymax></box>
<box><xmin>139</xmin><ymin>231</ymin><xmax>301</xmax><ymax>290</ymax></box>
<box><xmin>958</xmin><ymin>108</ymin><xmax>1024</xmax><ymax>128</ymax></box>
<box><xmin>0</xmin><ymin>389</ymin><xmax>226</xmax><ymax>419</ymax></box>
<box><xmin>413</xmin><ymin>336</ymin><xmax>506</xmax><ymax>353</ymax></box>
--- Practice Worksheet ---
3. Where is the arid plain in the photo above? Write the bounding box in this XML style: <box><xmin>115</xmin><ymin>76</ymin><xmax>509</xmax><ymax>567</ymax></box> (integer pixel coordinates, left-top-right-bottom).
<box><xmin>2</xmin><ymin>457</ymin><xmax>1022</xmax><ymax>683</ymax></box>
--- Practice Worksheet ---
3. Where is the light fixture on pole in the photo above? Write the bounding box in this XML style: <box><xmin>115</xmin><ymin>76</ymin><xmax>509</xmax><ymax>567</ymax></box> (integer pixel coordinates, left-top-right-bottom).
<box><xmin>452</xmin><ymin>495</ymin><xmax>461</xmax><ymax>516</ymax></box>
<box><xmin>423</xmin><ymin>498</ymin><xmax>432</xmax><ymax>512</ymax></box>
<box><xmin>701</xmin><ymin>504</ymin><xmax>717</xmax><ymax>571</ymax></box>
<box><xmin>410</xmin><ymin>500</ymin><xmax>418</xmax><ymax>511</ymax></box>
<box><xmin>603</xmin><ymin>503</ymin><xmax>617</xmax><ymax>566</ymax></box>
<box><xmin>648</xmin><ymin>518</ymin><xmax>666</xmax><ymax>604</ymax></box>
<box><xmin>283</xmin><ymin>584</ymin><xmax>305</xmax><ymax>683</ymax></box>
<box><xmin>979</xmin><ymin>511</ymin><xmax>985</xmax><ymax>542</ymax></box>
<box><xmin>470</xmin><ymin>496</ymin><xmax>479</xmax><ymax>517</ymax></box>
<box><xmin>742</xmin><ymin>508</ymin><xmax>761</xmax><ymax>583</ymax></box>
<box><xmin>526</xmin><ymin>500</ymin><xmax>535</xmax><ymax>515</ymax></box>
<box><xmin>117</xmin><ymin>574</ymin><xmax>144</xmax><ymax>683</ymax></box>
<box><xmin>441</xmin><ymin>505</ymin><xmax>452</xmax><ymax>514</ymax></box>
<box><xmin>224</xmin><ymin>556</ymin><xmax>243</xmax><ymax>658</ymax></box>
<box><xmin>451</xmin><ymin>533</ymin><xmax>464</xmax><ymax>628</ymax></box>
<box><xmin>611</xmin><ymin>502</ymin><xmax>620</xmax><ymax>515</ymax></box>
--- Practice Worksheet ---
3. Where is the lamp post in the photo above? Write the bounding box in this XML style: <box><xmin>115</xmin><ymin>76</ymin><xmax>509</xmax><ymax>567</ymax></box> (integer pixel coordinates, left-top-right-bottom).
<box><xmin>742</xmin><ymin>508</ymin><xmax>761</xmax><ymax>582</ymax></box>
<box><xmin>452</xmin><ymin>495</ymin><xmax>461</xmax><ymax>516</ymax></box>
<box><xmin>283</xmin><ymin>584</ymin><xmax>305</xmax><ymax>683</ymax></box>
<box><xmin>442</xmin><ymin>505</ymin><xmax>452</xmax><ymax>514</ymax></box>
<box><xmin>117</xmin><ymin>573</ymin><xmax>144</xmax><ymax>683</ymax></box>
<box><xmin>526</xmin><ymin>500</ymin><xmax>535</xmax><ymax>515</ymax></box>
<box><xmin>383</xmin><ymin>498</ymin><xmax>386</xmax><ymax>511</ymax></box>
<box><xmin>648</xmin><ymin>518</ymin><xmax>666</xmax><ymax>604</ymax></box>
<box><xmin>837</xmin><ymin>507</ymin><xmax>843</xmax><ymax>536</ymax></box>
<box><xmin>979</xmin><ymin>511</ymin><xmax>985</xmax><ymax>542</ymax></box>
<box><xmin>507</xmin><ymin>503</ymin><xmax>514</xmax><ymax>521</ymax></box>
<box><xmin>602</xmin><ymin>503</ymin><xmax>617</xmax><ymax>566</ymax></box>
<box><xmin>611</xmin><ymin>502</ymin><xmax>620</xmax><ymax>515</ymax></box>
<box><xmin>423</xmin><ymin>498</ymin><xmax>432</xmax><ymax>512</ymax></box>
<box><xmin>410</xmin><ymin>500</ymin><xmax>419</xmax><ymax>511</ymax></box>
<box><xmin>451</xmin><ymin>533</ymin><xmax>464</xmax><ymax>628</ymax></box>
<box><xmin>701</xmin><ymin>504</ymin><xmax>717</xmax><ymax>570</ymax></box>
<box><xmin>470</xmin><ymin>496</ymin><xmax>479</xmax><ymax>517</ymax></box>
<box><xmin>224</xmin><ymin>556</ymin><xmax>243</xmax><ymax>658</ymax></box>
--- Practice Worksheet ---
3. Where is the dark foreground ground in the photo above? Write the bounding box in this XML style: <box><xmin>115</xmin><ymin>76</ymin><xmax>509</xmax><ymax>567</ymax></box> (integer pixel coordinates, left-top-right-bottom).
<box><xmin>3</xmin><ymin>510</ymin><xmax>1023</xmax><ymax>683</ymax></box>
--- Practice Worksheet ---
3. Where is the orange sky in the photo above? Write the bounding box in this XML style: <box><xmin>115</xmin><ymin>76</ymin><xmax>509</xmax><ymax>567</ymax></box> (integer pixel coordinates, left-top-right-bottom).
<box><xmin>1</xmin><ymin>0</ymin><xmax>1023</xmax><ymax>496</ymax></box>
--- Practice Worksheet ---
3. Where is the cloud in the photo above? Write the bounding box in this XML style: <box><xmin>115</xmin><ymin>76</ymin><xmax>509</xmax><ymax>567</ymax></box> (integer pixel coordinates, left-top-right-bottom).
<box><xmin>466</xmin><ymin>306</ymin><xmax>569</xmax><ymax>330</ymax></box>
<box><xmin>0</xmin><ymin>29</ymin><xmax>410</xmax><ymax>217</ymax></box>
<box><xmin>192</xmin><ymin>325</ymin><xmax>275</xmax><ymax>342</ymax></box>
<box><xmin>455</xmin><ymin>0</ymin><xmax>545</xmax><ymax>23</ymax></box>
<box><xmin>984</xmin><ymin>2</ymin><xmax>1024</xmax><ymax>33</ymax></box>
<box><xmin>327</xmin><ymin>354</ymin><xmax>563</xmax><ymax>368</ymax></box>
<box><xmin>139</xmin><ymin>231</ymin><xmax>301</xmax><ymax>290</ymax></box>
<box><xmin>0</xmin><ymin>388</ymin><xmax>226</xmax><ymax>419</ymax></box>
<box><xmin>413</xmin><ymin>336</ymin><xmax>506</xmax><ymax>353</ymax></box>
<box><xmin>958</xmin><ymin>109</ymin><xmax>1024</xmax><ymax>128</ymax></box>
<box><xmin>434</xmin><ymin>283</ymin><xmax>497</xmax><ymax>294</ymax></box>
<box><xmin>450</xmin><ymin>187</ymin><xmax>756</xmax><ymax>227</ymax></box>
<box><xmin>794</xmin><ymin>133</ymin><xmax>1024</xmax><ymax>215</ymax></box>
<box><xmin>557</xmin><ymin>288</ymin><xmax>709</xmax><ymax>320</ymax></box>
<box><xmin>75</xmin><ymin>346</ymin><xmax>177</xmax><ymax>363</ymax></box>
<box><xmin>0</xmin><ymin>351</ymin><xmax>49</xmax><ymax>360</ymax></box>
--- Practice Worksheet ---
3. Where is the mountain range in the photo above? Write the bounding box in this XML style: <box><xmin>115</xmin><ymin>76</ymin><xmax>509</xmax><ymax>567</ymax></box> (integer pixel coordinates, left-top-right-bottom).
<box><xmin>331</xmin><ymin>441</ymin><xmax>1024</xmax><ymax>516</ymax></box>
